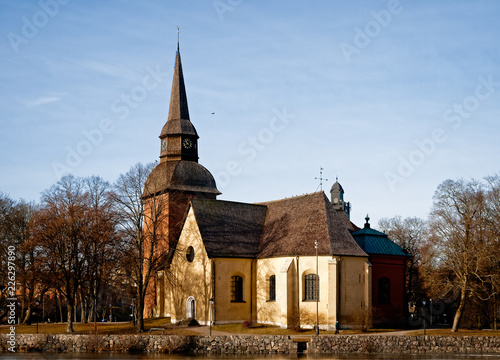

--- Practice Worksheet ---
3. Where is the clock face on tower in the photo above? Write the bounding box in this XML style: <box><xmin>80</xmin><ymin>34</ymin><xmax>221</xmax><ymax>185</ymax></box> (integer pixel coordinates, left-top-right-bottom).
<box><xmin>182</xmin><ymin>138</ymin><xmax>193</xmax><ymax>149</ymax></box>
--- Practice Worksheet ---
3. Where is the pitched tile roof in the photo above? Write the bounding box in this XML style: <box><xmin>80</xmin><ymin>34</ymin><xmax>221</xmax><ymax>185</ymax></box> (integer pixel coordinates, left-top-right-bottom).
<box><xmin>351</xmin><ymin>222</ymin><xmax>409</xmax><ymax>257</ymax></box>
<box><xmin>188</xmin><ymin>192</ymin><xmax>367</xmax><ymax>259</ymax></box>
<box><xmin>257</xmin><ymin>192</ymin><xmax>367</xmax><ymax>258</ymax></box>
<box><xmin>191</xmin><ymin>199</ymin><xmax>267</xmax><ymax>258</ymax></box>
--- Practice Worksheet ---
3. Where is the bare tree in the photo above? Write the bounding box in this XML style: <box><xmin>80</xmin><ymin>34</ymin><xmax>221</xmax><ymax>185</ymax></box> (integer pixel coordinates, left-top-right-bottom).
<box><xmin>0</xmin><ymin>193</ymin><xmax>17</xmax><ymax>319</ymax></box>
<box><xmin>111</xmin><ymin>162</ymin><xmax>169</xmax><ymax>332</ymax></box>
<box><xmin>15</xmin><ymin>200</ymin><xmax>37</xmax><ymax>325</ymax></box>
<box><xmin>427</xmin><ymin>178</ymin><xmax>489</xmax><ymax>332</ymax></box>
<box><xmin>483</xmin><ymin>174</ymin><xmax>500</xmax><ymax>330</ymax></box>
<box><xmin>378</xmin><ymin>216</ymin><xmax>425</xmax><ymax>260</ymax></box>
<box><xmin>31</xmin><ymin>175</ymin><xmax>90</xmax><ymax>332</ymax></box>
<box><xmin>0</xmin><ymin>193</ymin><xmax>38</xmax><ymax>324</ymax></box>
<box><xmin>79</xmin><ymin>176</ymin><xmax>118</xmax><ymax>324</ymax></box>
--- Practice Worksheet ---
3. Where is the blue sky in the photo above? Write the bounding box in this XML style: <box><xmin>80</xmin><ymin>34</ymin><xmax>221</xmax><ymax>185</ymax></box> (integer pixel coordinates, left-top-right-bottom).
<box><xmin>1</xmin><ymin>1</ymin><xmax>499</xmax><ymax>227</ymax></box>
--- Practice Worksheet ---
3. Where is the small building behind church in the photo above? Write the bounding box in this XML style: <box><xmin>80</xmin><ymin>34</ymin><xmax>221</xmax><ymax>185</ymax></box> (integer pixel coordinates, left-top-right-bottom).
<box><xmin>351</xmin><ymin>216</ymin><xmax>411</xmax><ymax>326</ymax></box>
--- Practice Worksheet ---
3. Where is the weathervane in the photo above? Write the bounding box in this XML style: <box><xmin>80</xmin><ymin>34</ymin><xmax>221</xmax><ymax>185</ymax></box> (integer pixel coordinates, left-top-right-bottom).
<box><xmin>315</xmin><ymin>167</ymin><xmax>328</xmax><ymax>191</ymax></box>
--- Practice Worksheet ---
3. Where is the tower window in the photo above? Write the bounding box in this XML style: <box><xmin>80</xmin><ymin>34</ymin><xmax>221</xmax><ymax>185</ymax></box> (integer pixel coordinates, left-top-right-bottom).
<box><xmin>231</xmin><ymin>275</ymin><xmax>244</xmax><ymax>302</ymax></box>
<box><xmin>378</xmin><ymin>277</ymin><xmax>391</xmax><ymax>304</ymax></box>
<box><xmin>304</xmin><ymin>274</ymin><xmax>319</xmax><ymax>301</ymax></box>
<box><xmin>267</xmin><ymin>275</ymin><xmax>276</xmax><ymax>301</ymax></box>
<box><xmin>186</xmin><ymin>246</ymin><xmax>195</xmax><ymax>262</ymax></box>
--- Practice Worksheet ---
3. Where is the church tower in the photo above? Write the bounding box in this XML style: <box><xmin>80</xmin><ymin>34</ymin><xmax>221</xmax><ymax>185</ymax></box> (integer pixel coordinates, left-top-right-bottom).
<box><xmin>142</xmin><ymin>43</ymin><xmax>220</xmax><ymax>317</ymax></box>
<box><xmin>143</xmin><ymin>44</ymin><xmax>220</xmax><ymax>249</ymax></box>
<box><xmin>330</xmin><ymin>179</ymin><xmax>351</xmax><ymax>219</ymax></box>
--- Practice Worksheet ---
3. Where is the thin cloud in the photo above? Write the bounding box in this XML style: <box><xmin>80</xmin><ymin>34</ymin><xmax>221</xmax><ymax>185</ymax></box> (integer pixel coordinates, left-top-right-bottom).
<box><xmin>26</xmin><ymin>96</ymin><xmax>62</xmax><ymax>108</ymax></box>
<box><xmin>77</xmin><ymin>60</ymin><xmax>138</xmax><ymax>81</ymax></box>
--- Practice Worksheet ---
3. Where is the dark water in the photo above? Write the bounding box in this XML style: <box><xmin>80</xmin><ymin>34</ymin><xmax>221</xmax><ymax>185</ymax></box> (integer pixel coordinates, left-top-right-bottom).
<box><xmin>2</xmin><ymin>354</ymin><xmax>500</xmax><ymax>360</ymax></box>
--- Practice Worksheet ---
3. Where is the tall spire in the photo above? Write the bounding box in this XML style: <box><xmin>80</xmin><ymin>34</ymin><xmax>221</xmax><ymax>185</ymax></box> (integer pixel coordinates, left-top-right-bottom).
<box><xmin>159</xmin><ymin>41</ymin><xmax>198</xmax><ymax>163</ymax></box>
<box><xmin>176</xmin><ymin>26</ymin><xmax>180</xmax><ymax>54</ymax></box>
<box><xmin>167</xmin><ymin>44</ymin><xmax>190</xmax><ymax>122</ymax></box>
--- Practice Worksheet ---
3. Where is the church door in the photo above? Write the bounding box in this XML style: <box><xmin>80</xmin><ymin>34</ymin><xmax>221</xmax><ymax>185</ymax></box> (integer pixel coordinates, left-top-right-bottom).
<box><xmin>186</xmin><ymin>296</ymin><xmax>196</xmax><ymax>319</ymax></box>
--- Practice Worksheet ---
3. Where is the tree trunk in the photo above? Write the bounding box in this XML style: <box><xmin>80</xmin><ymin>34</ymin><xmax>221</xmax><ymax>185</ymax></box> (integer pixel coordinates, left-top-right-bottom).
<box><xmin>74</xmin><ymin>301</ymin><xmax>77</xmax><ymax>323</ymax></box>
<box><xmin>24</xmin><ymin>282</ymin><xmax>36</xmax><ymax>325</ymax></box>
<box><xmin>80</xmin><ymin>293</ymin><xmax>88</xmax><ymax>323</ymax></box>
<box><xmin>56</xmin><ymin>291</ymin><xmax>63</xmax><ymax>322</ymax></box>
<box><xmin>136</xmin><ymin>286</ymin><xmax>144</xmax><ymax>332</ymax></box>
<box><xmin>452</xmin><ymin>286</ymin><xmax>467</xmax><ymax>332</ymax></box>
<box><xmin>494</xmin><ymin>296</ymin><xmax>498</xmax><ymax>331</ymax></box>
<box><xmin>66</xmin><ymin>302</ymin><xmax>74</xmax><ymax>333</ymax></box>
<box><xmin>136</xmin><ymin>302</ymin><xmax>144</xmax><ymax>332</ymax></box>
<box><xmin>87</xmin><ymin>299</ymin><xmax>94</xmax><ymax>323</ymax></box>
<box><xmin>21</xmin><ymin>305</ymin><xmax>32</xmax><ymax>325</ymax></box>
<box><xmin>20</xmin><ymin>285</ymin><xmax>26</xmax><ymax>324</ymax></box>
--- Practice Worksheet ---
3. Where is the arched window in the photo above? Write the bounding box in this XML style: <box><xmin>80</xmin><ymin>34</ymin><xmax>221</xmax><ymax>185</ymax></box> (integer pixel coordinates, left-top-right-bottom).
<box><xmin>267</xmin><ymin>275</ymin><xmax>276</xmax><ymax>301</ymax></box>
<box><xmin>231</xmin><ymin>275</ymin><xmax>244</xmax><ymax>302</ymax></box>
<box><xmin>304</xmin><ymin>274</ymin><xmax>319</xmax><ymax>301</ymax></box>
<box><xmin>378</xmin><ymin>277</ymin><xmax>391</xmax><ymax>304</ymax></box>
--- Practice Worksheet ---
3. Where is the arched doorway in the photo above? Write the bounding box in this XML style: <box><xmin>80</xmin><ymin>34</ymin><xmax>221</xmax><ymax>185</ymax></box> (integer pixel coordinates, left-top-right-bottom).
<box><xmin>186</xmin><ymin>296</ymin><xmax>196</xmax><ymax>319</ymax></box>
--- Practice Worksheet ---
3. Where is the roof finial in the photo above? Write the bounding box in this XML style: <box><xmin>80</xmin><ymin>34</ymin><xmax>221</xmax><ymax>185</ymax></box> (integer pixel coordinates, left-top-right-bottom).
<box><xmin>336</xmin><ymin>176</ymin><xmax>338</xmax><ymax>182</ymax></box>
<box><xmin>177</xmin><ymin>26</ymin><xmax>180</xmax><ymax>52</ymax></box>
<box><xmin>315</xmin><ymin>166</ymin><xmax>328</xmax><ymax>191</ymax></box>
<box><xmin>364</xmin><ymin>214</ymin><xmax>370</xmax><ymax>229</ymax></box>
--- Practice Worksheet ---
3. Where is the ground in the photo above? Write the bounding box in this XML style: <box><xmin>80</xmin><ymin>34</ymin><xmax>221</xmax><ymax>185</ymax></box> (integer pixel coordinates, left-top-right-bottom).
<box><xmin>1</xmin><ymin>318</ymin><xmax>499</xmax><ymax>337</ymax></box>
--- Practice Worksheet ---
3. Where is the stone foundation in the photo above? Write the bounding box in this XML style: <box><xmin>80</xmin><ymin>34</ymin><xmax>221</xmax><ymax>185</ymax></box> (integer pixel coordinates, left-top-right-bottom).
<box><xmin>310</xmin><ymin>335</ymin><xmax>500</xmax><ymax>354</ymax></box>
<box><xmin>1</xmin><ymin>334</ymin><xmax>499</xmax><ymax>355</ymax></box>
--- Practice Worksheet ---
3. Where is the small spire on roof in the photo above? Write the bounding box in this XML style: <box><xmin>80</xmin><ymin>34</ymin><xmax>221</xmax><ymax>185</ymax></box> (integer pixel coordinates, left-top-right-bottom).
<box><xmin>315</xmin><ymin>166</ymin><xmax>328</xmax><ymax>191</ymax></box>
<box><xmin>364</xmin><ymin>214</ymin><xmax>370</xmax><ymax>229</ymax></box>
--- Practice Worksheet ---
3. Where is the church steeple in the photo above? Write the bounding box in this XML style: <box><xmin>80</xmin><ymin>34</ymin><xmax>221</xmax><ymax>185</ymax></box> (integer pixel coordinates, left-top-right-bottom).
<box><xmin>167</xmin><ymin>46</ymin><xmax>190</xmax><ymax>123</ymax></box>
<box><xmin>159</xmin><ymin>45</ymin><xmax>199</xmax><ymax>163</ymax></box>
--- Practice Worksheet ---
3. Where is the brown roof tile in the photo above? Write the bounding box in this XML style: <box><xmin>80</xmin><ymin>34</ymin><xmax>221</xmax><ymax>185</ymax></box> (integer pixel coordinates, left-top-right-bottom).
<box><xmin>142</xmin><ymin>160</ymin><xmax>220</xmax><ymax>198</ymax></box>
<box><xmin>191</xmin><ymin>199</ymin><xmax>267</xmax><ymax>258</ymax></box>
<box><xmin>185</xmin><ymin>192</ymin><xmax>366</xmax><ymax>259</ymax></box>
<box><xmin>257</xmin><ymin>192</ymin><xmax>367</xmax><ymax>258</ymax></box>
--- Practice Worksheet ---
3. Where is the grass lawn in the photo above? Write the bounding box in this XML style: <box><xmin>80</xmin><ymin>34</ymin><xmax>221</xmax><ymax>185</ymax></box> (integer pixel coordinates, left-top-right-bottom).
<box><xmin>0</xmin><ymin>317</ymin><xmax>197</xmax><ymax>335</ymax></box>
<box><xmin>212</xmin><ymin>323</ymin><xmax>321</xmax><ymax>336</ymax></box>
<box><xmin>1</xmin><ymin>318</ymin><xmax>499</xmax><ymax>337</ymax></box>
<box><xmin>403</xmin><ymin>328</ymin><xmax>500</xmax><ymax>337</ymax></box>
<box><xmin>212</xmin><ymin>324</ymin><xmax>500</xmax><ymax>337</ymax></box>
<box><xmin>211</xmin><ymin>323</ymin><xmax>402</xmax><ymax>336</ymax></box>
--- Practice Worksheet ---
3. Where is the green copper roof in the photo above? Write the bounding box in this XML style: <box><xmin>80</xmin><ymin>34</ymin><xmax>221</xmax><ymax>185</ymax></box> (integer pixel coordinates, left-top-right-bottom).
<box><xmin>351</xmin><ymin>216</ymin><xmax>409</xmax><ymax>257</ymax></box>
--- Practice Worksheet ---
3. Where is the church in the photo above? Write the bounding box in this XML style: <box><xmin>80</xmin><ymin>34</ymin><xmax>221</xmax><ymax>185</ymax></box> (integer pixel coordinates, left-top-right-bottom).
<box><xmin>142</xmin><ymin>44</ymin><xmax>409</xmax><ymax>330</ymax></box>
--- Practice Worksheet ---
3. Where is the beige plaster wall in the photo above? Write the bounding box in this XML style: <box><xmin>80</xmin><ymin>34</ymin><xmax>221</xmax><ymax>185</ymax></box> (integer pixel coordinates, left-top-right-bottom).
<box><xmin>339</xmin><ymin>256</ymin><xmax>371</xmax><ymax>327</ymax></box>
<box><xmin>255</xmin><ymin>257</ymin><xmax>291</xmax><ymax>327</ymax></box>
<box><xmin>213</xmin><ymin>258</ymin><xmax>254</xmax><ymax>323</ymax></box>
<box><xmin>162</xmin><ymin>208</ymin><xmax>212</xmax><ymax>324</ymax></box>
